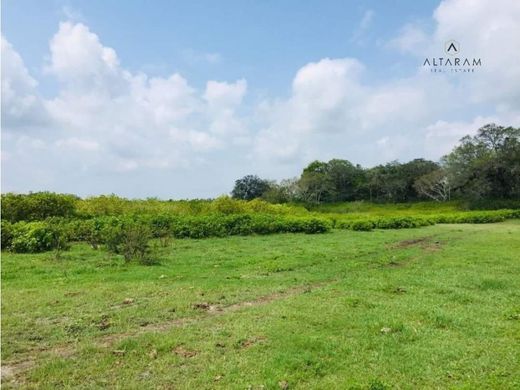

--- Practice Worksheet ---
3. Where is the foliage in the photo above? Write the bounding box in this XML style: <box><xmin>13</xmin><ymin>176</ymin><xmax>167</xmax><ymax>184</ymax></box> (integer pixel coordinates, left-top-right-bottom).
<box><xmin>231</xmin><ymin>175</ymin><xmax>271</xmax><ymax>200</ymax></box>
<box><xmin>1</xmin><ymin>192</ymin><xmax>78</xmax><ymax>222</ymax></box>
<box><xmin>261</xmin><ymin>178</ymin><xmax>301</xmax><ymax>203</ymax></box>
<box><xmin>119</xmin><ymin>223</ymin><xmax>155</xmax><ymax>265</ymax></box>
<box><xmin>298</xmin><ymin>161</ymin><xmax>335</xmax><ymax>204</ymax></box>
<box><xmin>1</xmin><ymin>220</ymin><xmax>14</xmax><ymax>249</ymax></box>
<box><xmin>334</xmin><ymin>210</ymin><xmax>519</xmax><ymax>231</ymax></box>
<box><xmin>414</xmin><ymin>169</ymin><xmax>451</xmax><ymax>202</ymax></box>
<box><xmin>237</xmin><ymin>123</ymin><xmax>519</xmax><ymax>204</ymax></box>
<box><xmin>365</xmin><ymin>159</ymin><xmax>439</xmax><ymax>203</ymax></box>
<box><xmin>443</xmin><ymin>124</ymin><xmax>520</xmax><ymax>200</ymax></box>
<box><xmin>7</xmin><ymin>221</ymin><xmax>69</xmax><ymax>253</ymax></box>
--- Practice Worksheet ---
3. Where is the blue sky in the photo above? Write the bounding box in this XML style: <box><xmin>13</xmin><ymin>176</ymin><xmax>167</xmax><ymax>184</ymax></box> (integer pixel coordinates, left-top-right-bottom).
<box><xmin>3</xmin><ymin>1</ymin><xmax>437</xmax><ymax>95</ymax></box>
<box><xmin>2</xmin><ymin>0</ymin><xmax>520</xmax><ymax>198</ymax></box>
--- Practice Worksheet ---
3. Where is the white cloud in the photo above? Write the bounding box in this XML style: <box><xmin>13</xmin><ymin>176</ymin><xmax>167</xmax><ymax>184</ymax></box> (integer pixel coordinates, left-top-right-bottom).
<box><xmin>254</xmin><ymin>0</ymin><xmax>520</xmax><ymax>171</ymax></box>
<box><xmin>2</xmin><ymin>0</ymin><xmax>520</xmax><ymax>197</ymax></box>
<box><xmin>351</xmin><ymin>10</ymin><xmax>374</xmax><ymax>44</ymax></box>
<box><xmin>1</xmin><ymin>36</ymin><xmax>49</xmax><ymax>130</ymax></box>
<box><xmin>55</xmin><ymin>137</ymin><xmax>100</xmax><ymax>151</ymax></box>
<box><xmin>2</xmin><ymin>22</ymin><xmax>249</xmax><ymax>195</ymax></box>
<box><xmin>387</xmin><ymin>23</ymin><xmax>428</xmax><ymax>53</ymax></box>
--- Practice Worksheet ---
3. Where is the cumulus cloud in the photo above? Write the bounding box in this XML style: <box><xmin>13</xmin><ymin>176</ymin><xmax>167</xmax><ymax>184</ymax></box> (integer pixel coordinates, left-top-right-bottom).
<box><xmin>254</xmin><ymin>0</ymin><xmax>520</xmax><ymax>170</ymax></box>
<box><xmin>2</xmin><ymin>22</ymin><xmax>249</xmax><ymax>196</ymax></box>
<box><xmin>2</xmin><ymin>0</ymin><xmax>520</xmax><ymax>197</ymax></box>
<box><xmin>1</xmin><ymin>36</ymin><xmax>49</xmax><ymax>130</ymax></box>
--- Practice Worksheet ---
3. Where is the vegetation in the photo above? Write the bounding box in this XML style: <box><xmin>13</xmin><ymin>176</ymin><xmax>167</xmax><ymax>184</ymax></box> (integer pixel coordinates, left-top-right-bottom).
<box><xmin>233</xmin><ymin>123</ymin><xmax>520</xmax><ymax>204</ymax></box>
<box><xmin>1</xmin><ymin>123</ymin><xmax>518</xmax><ymax>387</ymax></box>
<box><xmin>231</xmin><ymin>175</ymin><xmax>271</xmax><ymax>201</ymax></box>
<box><xmin>2</xmin><ymin>222</ymin><xmax>519</xmax><ymax>388</ymax></box>
<box><xmin>2</xmin><ymin>191</ymin><xmax>519</xmax><ymax>256</ymax></box>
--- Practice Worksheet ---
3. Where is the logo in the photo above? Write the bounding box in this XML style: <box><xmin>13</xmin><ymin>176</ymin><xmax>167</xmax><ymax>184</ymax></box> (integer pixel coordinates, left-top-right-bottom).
<box><xmin>423</xmin><ymin>40</ymin><xmax>481</xmax><ymax>74</ymax></box>
<box><xmin>444</xmin><ymin>40</ymin><xmax>459</xmax><ymax>56</ymax></box>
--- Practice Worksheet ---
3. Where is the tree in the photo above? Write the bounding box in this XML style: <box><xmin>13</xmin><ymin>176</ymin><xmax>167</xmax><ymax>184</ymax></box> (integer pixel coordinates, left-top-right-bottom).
<box><xmin>414</xmin><ymin>169</ymin><xmax>451</xmax><ymax>201</ymax></box>
<box><xmin>298</xmin><ymin>161</ymin><xmax>334</xmax><ymax>204</ymax></box>
<box><xmin>231</xmin><ymin>175</ymin><xmax>271</xmax><ymax>200</ymax></box>
<box><xmin>365</xmin><ymin>159</ymin><xmax>439</xmax><ymax>202</ymax></box>
<box><xmin>262</xmin><ymin>178</ymin><xmax>301</xmax><ymax>203</ymax></box>
<box><xmin>443</xmin><ymin>124</ymin><xmax>520</xmax><ymax>199</ymax></box>
<box><xmin>326</xmin><ymin>159</ymin><xmax>366</xmax><ymax>201</ymax></box>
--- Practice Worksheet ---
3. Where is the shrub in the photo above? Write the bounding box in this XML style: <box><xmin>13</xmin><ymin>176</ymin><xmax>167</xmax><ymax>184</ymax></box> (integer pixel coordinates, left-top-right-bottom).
<box><xmin>210</xmin><ymin>196</ymin><xmax>246</xmax><ymax>215</ymax></box>
<box><xmin>351</xmin><ymin>220</ymin><xmax>375</xmax><ymax>231</ymax></box>
<box><xmin>98</xmin><ymin>219</ymin><xmax>156</xmax><ymax>264</ymax></box>
<box><xmin>333</xmin><ymin>209</ymin><xmax>519</xmax><ymax>232</ymax></box>
<box><xmin>9</xmin><ymin>221</ymin><xmax>69</xmax><ymax>253</ymax></box>
<box><xmin>120</xmin><ymin>223</ymin><xmax>155</xmax><ymax>265</ymax></box>
<box><xmin>1</xmin><ymin>220</ymin><xmax>14</xmax><ymax>250</ymax></box>
<box><xmin>1</xmin><ymin>192</ymin><xmax>78</xmax><ymax>222</ymax></box>
<box><xmin>68</xmin><ymin>219</ymin><xmax>105</xmax><ymax>249</ymax></box>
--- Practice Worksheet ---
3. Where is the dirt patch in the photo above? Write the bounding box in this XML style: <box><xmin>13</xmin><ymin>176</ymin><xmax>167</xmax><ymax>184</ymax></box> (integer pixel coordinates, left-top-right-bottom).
<box><xmin>1</xmin><ymin>360</ymin><xmax>34</xmax><ymax>384</ymax></box>
<box><xmin>173</xmin><ymin>346</ymin><xmax>197</xmax><ymax>358</ymax></box>
<box><xmin>394</xmin><ymin>237</ymin><xmax>429</xmax><ymax>248</ymax></box>
<box><xmin>393</xmin><ymin>236</ymin><xmax>442</xmax><ymax>251</ymax></box>
<box><xmin>2</xmin><ymin>281</ymin><xmax>330</xmax><ymax>382</ymax></box>
<box><xmin>1</xmin><ymin>346</ymin><xmax>73</xmax><ymax>385</ymax></box>
<box><xmin>64</xmin><ymin>291</ymin><xmax>82</xmax><ymax>297</ymax></box>
<box><xmin>239</xmin><ymin>336</ymin><xmax>267</xmax><ymax>349</ymax></box>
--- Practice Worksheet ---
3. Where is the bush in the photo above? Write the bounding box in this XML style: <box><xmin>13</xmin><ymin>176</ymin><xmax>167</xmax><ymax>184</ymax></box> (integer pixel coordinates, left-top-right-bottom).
<box><xmin>334</xmin><ymin>209</ymin><xmax>519</xmax><ymax>232</ymax></box>
<box><xmin>120</xmin><ymin>223</ymin><xmax>155</xmax><ymax>265</ymax></box>
<box><xmin>375</xmin><ymin>216</ymin><xmax>434</xmax><ymax>229</ymax></box>
<box><xmin>350</xmin><ymin>220</ymin><xmax>375</xmax><ymax>231</ymax></box>
<box><xmin>97</xmin><ymin>219</ymin><xmax>156</xmax><ymax>264</ymax></box>
<box><xmin>1</xmin><ymin>220</ymin><xmax>14</xmax><ymax>250</ymax></box>
<box><xmin>68</xmin><ymin>219</ymin><xmax>105</xmax><ymax>249</ymax></box>
<box><xmin>210</xmin><ymin>196</ymin><xmax>247</xmax><ymax>215</ymax></box>
<box><xmin>1</xmin><ymin>192</ymin><xmax>78</xmax><ymax>222</ymax></box>
<box><xmin>9</xmin><ymin>221</ymin><xmax>69</xmax><ymax>253</ymax></box>
<box><xmin>466</xmin><ymin>199</ymin><xmax>520</xmax><ymax>210</ymax></box>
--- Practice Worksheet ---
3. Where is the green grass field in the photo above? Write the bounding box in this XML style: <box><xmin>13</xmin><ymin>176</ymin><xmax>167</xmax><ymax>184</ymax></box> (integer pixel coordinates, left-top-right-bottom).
<box><xmin>2</xmin><ymin>221</ymin><xmax>520</xmax><ymax>389</ymax></box>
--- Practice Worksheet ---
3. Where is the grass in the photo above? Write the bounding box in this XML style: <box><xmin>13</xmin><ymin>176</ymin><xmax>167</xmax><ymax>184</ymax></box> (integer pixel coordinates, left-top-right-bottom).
<box><xmin>2</xmin><ymin>221</ymin><xmax>520</xmax><ymax>388</ymax></box>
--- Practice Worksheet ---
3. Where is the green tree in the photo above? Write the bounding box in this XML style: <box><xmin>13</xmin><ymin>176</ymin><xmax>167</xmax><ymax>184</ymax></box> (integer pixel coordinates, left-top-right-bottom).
<box><xmin>443</xmin><ymin>124</ymin><xmax>520</xmax><ymax>199</ymax></box>
<box><xmin>231</xmin><ymin>175</ymin><xmax>271</xmax><ymax>200</ymax></box>
<box><xmin>298</xmin><ymin>161</ymin><xmax>334</xmax><ymax>204</ymax></box>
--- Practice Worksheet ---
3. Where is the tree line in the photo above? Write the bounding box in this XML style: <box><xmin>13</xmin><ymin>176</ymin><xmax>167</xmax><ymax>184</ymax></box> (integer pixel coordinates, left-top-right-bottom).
<box><xmin>231</xmin><ymin>124</ymin><xmax>520</xmax><ymax>204</ymax></box>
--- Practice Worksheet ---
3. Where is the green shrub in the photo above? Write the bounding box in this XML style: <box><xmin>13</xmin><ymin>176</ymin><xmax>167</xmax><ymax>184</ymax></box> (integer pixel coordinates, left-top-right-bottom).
<box><xmin>375</xmin><ymin>216</ymin><xmax>434</xmax><ymax>229</ymax></box>
<box><xmin>120</xmin><ymin>223</ymin><xmax>155</xmax><ymax>265</ymax></box>
<box><xmin>1</xmin><ymin>220</ymin><xmax>14</xmax><ymax>250</ymax></box>
<box><xmin>1</xmin><ymin>192</ymin><xmax>78</xmax><ymax>222</ymax></box>
<box><xmin>350</xmin><ymin>220</ymin><xmax>375</xmax><ymax>231</ymax></box>
<box><xmin>100</xmin><ymin>219</ymin><xmax>156</xmax><ymax>264</ymax></box>
<box><xmin>9</xmin><ymin>221</ymin><xmax>69</xmax><ymax>253</ymax></box>
<box><xmin>210</xmin><ymin>196</ymin><xmax>247</xmax><ymax>215</ymax></box>
<box><xmin>68</xmin><ymin>219</ymin><xmax>105</xmax><ymax>249</ymax></box>
<box><xmin>333</xmin><ymin>209</ymin><xmax>519</xmax><ymax>232</ymax></box>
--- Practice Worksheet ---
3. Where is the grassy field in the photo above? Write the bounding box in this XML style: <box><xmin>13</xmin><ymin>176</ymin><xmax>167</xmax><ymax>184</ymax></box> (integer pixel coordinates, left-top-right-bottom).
<box><xmin>2</xmin><ymin>221</ymin><xmax>520</xmax><ymax>389</ymax></box>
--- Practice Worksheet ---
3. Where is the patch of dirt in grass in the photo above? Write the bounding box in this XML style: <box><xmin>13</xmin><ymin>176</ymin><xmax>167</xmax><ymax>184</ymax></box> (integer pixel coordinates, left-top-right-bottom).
<box><xmin>1</xmin><ymin>360</ymin><xmax>34</xmax><ymax>385</ymax></box>
<box><xmin>63</xmin><ymin>291</ymin><xmax>82</xmax><ymax>297</ymax></box>
<box><xmin>392</xmin><ymin>236</ymin><xmax>442</xmax><ymax>251</ymax></box>
<box><xmin>238</xmin><ymin>336</ymin><xmax>267</xmax><ymax>349</ymax></box>
<box><xmin>394</xmin><ymin>237</ymin><xmax>429</xmax><ymax>248</ymax></box>
<box><xmin>1</xmin><ymin>346</ymin><xmax>74</xmax><ymax>385</ymax></box>
<box><xmin>2</xmin><ymin>281</ymin><xmax>330</xmax><ymax>382</ymax></box>
<box><xmin>172</xmin><ymin>346</ymin><xmax>197</xmax><ymax>358</ymax></box>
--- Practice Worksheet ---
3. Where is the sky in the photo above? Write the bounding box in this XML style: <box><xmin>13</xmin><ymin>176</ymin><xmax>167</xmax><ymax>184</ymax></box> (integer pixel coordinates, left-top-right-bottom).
<box><xmin>2</xmin><ymin>0</ymin><xmax>520</xmax><ymax>199</ymax></box>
